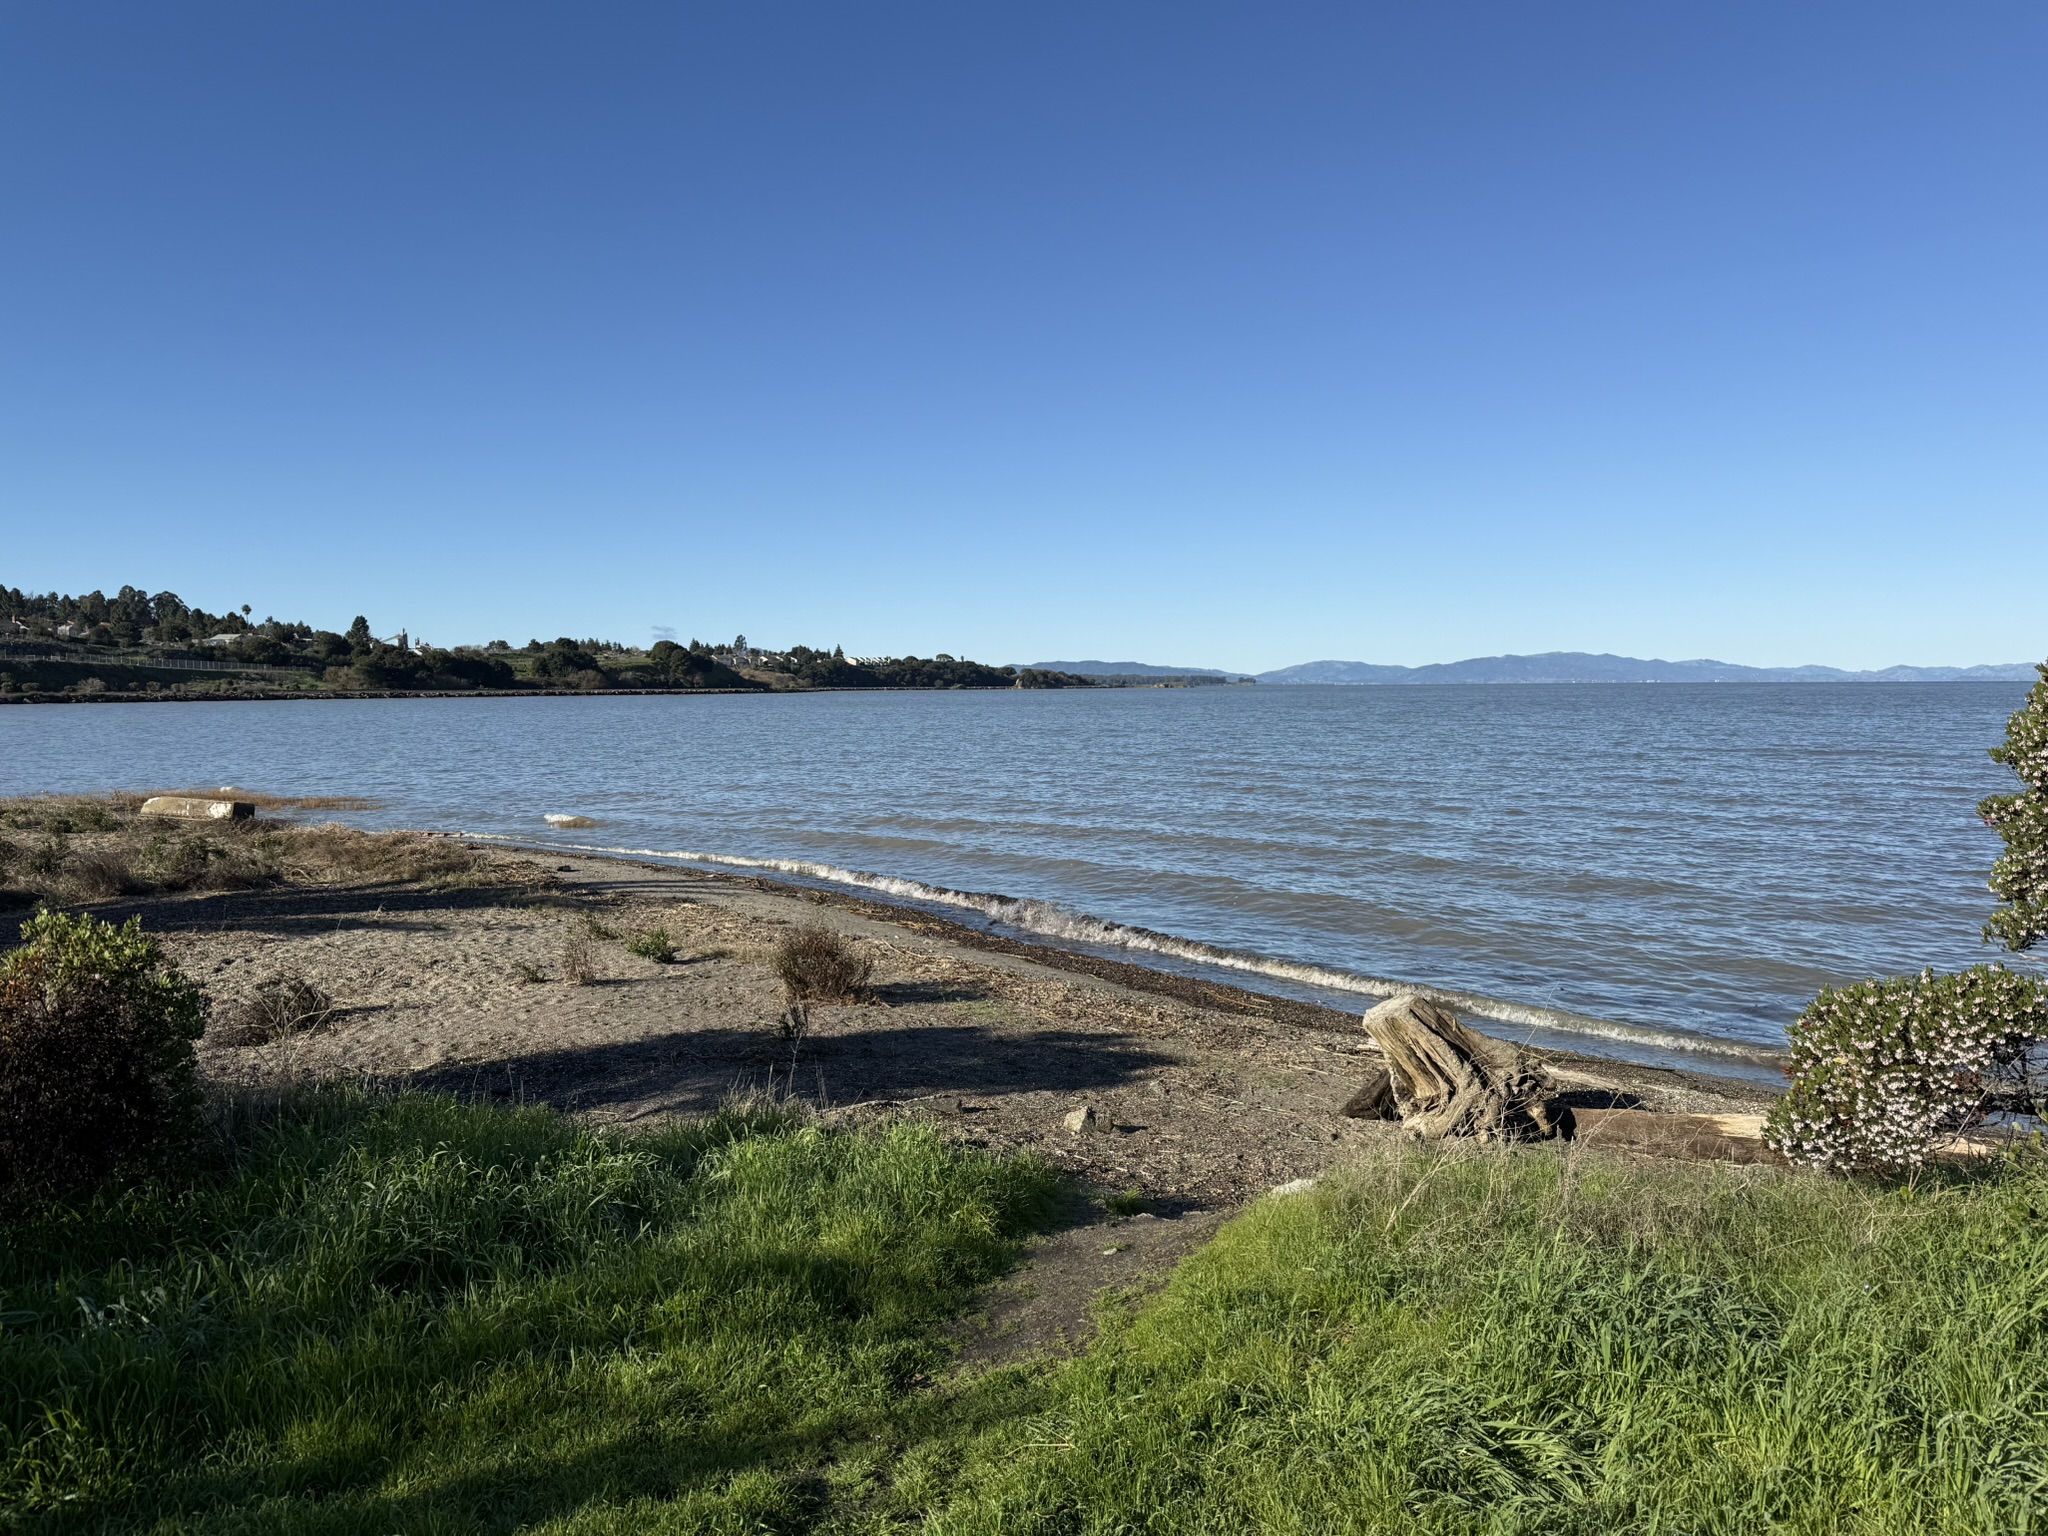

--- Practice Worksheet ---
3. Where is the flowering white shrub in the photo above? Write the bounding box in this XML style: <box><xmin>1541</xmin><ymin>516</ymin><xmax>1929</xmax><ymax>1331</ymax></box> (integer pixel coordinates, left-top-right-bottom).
<box><xmin>1766</xmin><ymin>965</ymin><xmax>2046</xmax><ymax>1176</ymax></box>
<box><xmin>1983</xmin><ymin>661</ymin><xmax>2048</xmax><ymax>953</ymax></box>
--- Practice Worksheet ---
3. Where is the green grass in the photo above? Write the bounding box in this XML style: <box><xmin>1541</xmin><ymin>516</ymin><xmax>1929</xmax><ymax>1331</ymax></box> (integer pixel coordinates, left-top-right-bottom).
<box><xmin>625</xmin><ymin>929</ymin><xmax>677</xmax><ymax>964</ymax></box>
<box><xmin>11</xmin><ymin>1097</ymin><xmax>2048</xmax><ymax>1535</ymax></box>
<box><xmin>920</xmin><ymin>1142</ymin><xmax>2048</xmax><ymax>1535</ymax></box>
<box><xmin>0</xmin><ymin>1088</ymin><xmax>1061</xmax><ymax>1534</ymax></box>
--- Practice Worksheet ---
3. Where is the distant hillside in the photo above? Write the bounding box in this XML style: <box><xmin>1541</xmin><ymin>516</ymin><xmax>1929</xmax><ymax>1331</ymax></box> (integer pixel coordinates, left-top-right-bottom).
<box><xmin>1023</xmin><ymin>660</ymin><xmax>1238</xmax><ymax>678</ymax></box>
<box><xmin>1257</xmin><ymin>652</ymin><xmax>2041</xmax><ymax>685</ymax></box>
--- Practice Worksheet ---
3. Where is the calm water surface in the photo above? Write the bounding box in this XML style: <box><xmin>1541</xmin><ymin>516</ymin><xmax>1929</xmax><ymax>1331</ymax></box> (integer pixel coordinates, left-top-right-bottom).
<box><xmin>3</xmin><ymin>684</ymin><xmax>2035</xmax><ymax>1060</ymax></box>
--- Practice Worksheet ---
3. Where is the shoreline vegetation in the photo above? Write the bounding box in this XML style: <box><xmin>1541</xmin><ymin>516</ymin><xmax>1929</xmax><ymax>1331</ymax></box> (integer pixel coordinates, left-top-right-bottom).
<box><xmin>3</xmin><ymin>794</ymin><xmax>2047</xmax><ymax>1530</ymax></box>
<box><xmin>1</xmin><ymin>583</ymin><xmax>1117</xmax><ymax>702</ymax></box>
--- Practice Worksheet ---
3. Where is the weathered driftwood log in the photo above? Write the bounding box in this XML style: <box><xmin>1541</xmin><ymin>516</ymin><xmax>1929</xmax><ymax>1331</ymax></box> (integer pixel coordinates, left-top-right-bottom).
<box><xmin>1351</xmin><ymin>993</ymin><xmax>1570</xmax><ymax>1142</ymax></box>
<box><xmin>1341</xmin><ymin>1068</ymin><xmax>1399</xmax><ymax>1120</ymax></box>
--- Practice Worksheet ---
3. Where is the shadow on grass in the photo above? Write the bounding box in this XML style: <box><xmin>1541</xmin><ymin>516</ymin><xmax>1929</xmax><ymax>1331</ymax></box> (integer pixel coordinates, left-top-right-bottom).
<box><xmin>106</xmin><ymin>1316</ymin><xmax>876</xmax><ymax>1534</ymax></box>
<box><xmin>7</xmin><ymin>1085</ymin><xmax>1071</xmax><ymax>1533</ymax></box>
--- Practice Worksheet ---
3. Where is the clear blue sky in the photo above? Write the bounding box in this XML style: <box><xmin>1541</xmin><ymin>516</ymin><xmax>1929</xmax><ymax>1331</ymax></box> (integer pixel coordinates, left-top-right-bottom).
<box><xmin>4</xmin><ymin>3</ymin><xmax>2042</xmax><ymax>672</ymax></box>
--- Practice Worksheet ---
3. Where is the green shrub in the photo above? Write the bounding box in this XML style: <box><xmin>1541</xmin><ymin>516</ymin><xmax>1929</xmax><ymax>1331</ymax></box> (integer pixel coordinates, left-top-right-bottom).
<box><xmin>1983</xmin><ymin>660</ymin><xmax>2048</xmax><ymax>952</ymax></box>
<box><xmin>138</xmin><ymin>831</ymin><xmax>211</xmax><ymax>889</ymax></box>
<box><xmin>645</xmin><ymin>639</ymin><xmax>750</xmax><ymax>689</ymax></box>
<box><xmin>0</xmin><ymin>911</ymin><xmax>207</xmax><ymax>1201</ymax></box>
<box><xmin>531</xmin><ymin>638</ymin><xmax>607</xmax><ymax>685</ymax></box>
<box><xmin>347</xmin><ymin>642</ymin><xmax>427</xmax><ymax>689</ymax></box>
<box><xmin>627</xmin><ymin>927</ymin><xmax>677</xmax><ymax>963</ymax></box>
<box><xmin>1766</xmin><ymin>965</ymin><xmax>2046</xmax><ymax>1175</ymax></box>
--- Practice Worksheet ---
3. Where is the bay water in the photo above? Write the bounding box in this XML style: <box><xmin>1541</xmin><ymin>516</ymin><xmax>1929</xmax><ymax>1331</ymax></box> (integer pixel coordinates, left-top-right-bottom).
<box><xmin>3</xmin><ymin>683</ymin><xmax>2036</xmax><ymax>1071</ymax></box>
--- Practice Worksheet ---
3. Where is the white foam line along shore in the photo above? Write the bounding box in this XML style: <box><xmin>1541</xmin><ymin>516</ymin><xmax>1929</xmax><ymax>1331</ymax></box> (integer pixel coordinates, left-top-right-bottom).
<box><xmin>461</xmin><ymin>832</ymin><xmax>1786</xmax><ymax>1066</ymax></box>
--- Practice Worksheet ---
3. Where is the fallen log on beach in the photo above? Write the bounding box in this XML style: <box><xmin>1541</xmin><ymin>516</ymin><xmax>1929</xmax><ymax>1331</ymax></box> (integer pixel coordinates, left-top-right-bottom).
<box><xmin>1569</xmin><ymin>1108</ymin><xmax>1778</xmax><ymax>1163</ymax></box>
<box><xmin>1349</xmin><ymin>993</ymin><xmax>1571</xmax><ymax>1142</ymax></box>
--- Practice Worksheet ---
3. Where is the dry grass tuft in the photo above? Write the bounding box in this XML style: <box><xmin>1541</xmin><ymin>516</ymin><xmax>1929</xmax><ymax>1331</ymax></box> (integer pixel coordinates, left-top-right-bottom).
<box><xmin>0</xmin><ymin>793</ymin><xmax>538</xmax><ymax>907</ymax></box>
<box><xmin>214</xmin><ymin>975</ymin><xmax>337</xmax><ymax>1046</ymax></box>
<box><xmin>137</xmin><ymin>830</ymin><xmax>275</xmax><ymax>893</ymax></box>
<box><xmin>280</xmin><ymin>825</ymin><xmax>497</xmax><ymax>889</ymax></box>
<box><xmin>561</xmin><ymin>929</ymin><xmax>598</xmax><ymax>986</ymax></box>
<box><xmin>65</xmin><ymin>847</ymin><xmax>142</xmax><ymax>900</ymax></box>
<box><xmin>0</xmin><ymin>797</ymin><xmax>123</xmax><ymax>835</ymax></box>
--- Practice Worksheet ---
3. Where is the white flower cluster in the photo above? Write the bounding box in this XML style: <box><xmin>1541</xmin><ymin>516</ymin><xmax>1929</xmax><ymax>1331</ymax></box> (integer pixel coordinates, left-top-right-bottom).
<box><xmin>1983</xmin><ymin>661</ymin><xmax>2048</xmax><ymax>953</ymax></box>
<box><xmin>1765</xmin><ymin>965</ymin><xmax>2047</xmax><ymax>1176</ymax></box>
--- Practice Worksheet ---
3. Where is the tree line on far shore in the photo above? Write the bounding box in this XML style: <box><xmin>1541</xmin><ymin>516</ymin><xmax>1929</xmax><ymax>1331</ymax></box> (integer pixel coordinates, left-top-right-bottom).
<box><xmin>0</xmin><ymin>583</ymin><xmax>1094</xmax><ymax>694</ymax></box>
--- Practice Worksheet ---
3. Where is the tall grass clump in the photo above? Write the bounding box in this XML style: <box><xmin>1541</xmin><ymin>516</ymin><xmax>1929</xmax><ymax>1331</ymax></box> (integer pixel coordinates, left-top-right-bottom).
<box><xmin>925</xmin><ymin>1142</ymin><xmax>2048</xmax><ymax>1535</ymax></box>
<box><xmin>0</xmin><ymin>1086</ymin><xmax>1061</xmax><ymax>1531</ymax></box>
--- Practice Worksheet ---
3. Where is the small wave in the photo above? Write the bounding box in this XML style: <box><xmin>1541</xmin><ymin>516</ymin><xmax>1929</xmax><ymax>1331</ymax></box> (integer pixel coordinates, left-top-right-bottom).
<box><xmin>464</xmin><ymin>832</ymin><xmax>1784</xmax><ymax>1065</ymax></box>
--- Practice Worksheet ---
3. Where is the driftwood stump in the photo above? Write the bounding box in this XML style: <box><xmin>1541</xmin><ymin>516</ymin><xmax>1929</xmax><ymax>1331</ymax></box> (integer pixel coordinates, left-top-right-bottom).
<box><xmin>1346</xmin><ymin>994</ymin><xmax>1570</xmax><ymax>1142</ymax></box>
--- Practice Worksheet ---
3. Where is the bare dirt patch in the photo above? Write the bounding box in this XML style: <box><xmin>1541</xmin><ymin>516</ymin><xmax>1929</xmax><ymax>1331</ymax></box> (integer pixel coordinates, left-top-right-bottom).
<box><xmin>949</xmin><ymin>1200</ymin><xmax>1233</xmax><ymax>1370</ymax></box>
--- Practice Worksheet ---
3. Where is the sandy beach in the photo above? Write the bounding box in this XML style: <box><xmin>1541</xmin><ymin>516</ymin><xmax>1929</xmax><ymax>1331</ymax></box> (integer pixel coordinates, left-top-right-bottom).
<box><xmin>59</xmin><ymin>836</ymin><xmax>1768</xmax><ymax>1185</ymax></box>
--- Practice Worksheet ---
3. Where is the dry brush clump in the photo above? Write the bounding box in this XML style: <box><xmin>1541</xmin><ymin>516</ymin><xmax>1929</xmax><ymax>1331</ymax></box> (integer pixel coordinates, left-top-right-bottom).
<box><xmin>274</xmin><ymin>823</ymin><xmax>499</xmax><ymax>889</ymax></box>
<box><xmin>0</xmin><ymin>793</ymin><xmax>529</xmax><ymax>905</ymax></box>
<box><xmin>213</xmin><ymin>974</ymin><xmax>337</xmax><ymax>1046</ymax></box>
<box><xmin>561</xmin><ymin>928</ymin><xmax>598</xmax><ymax>986</ymax></box>
<box><xmin>64</xmin><ymin>846</ymin><xmax>145</xmax><ymax>899</ymax></box>
<box><xmin>772</xmin><ymin>925</ymin><xmax>875</xmax><ymax>1007</ymax></box>
<box><xmin>0</xmin><ymin>911</ymin><xmax>207</xmax><ymax>1202</ymax></box>
<box><xmin>768</xmin><ymin>926</ymin><xmax>875</xmax><ymax>1071</ymax></box>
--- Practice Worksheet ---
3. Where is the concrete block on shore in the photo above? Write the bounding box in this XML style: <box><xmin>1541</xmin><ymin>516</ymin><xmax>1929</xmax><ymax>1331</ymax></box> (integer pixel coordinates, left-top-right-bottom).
<box><xmin>141</xmin><ymin>795</ymin><xmax>254</xmax><ymax>822</ymax></box>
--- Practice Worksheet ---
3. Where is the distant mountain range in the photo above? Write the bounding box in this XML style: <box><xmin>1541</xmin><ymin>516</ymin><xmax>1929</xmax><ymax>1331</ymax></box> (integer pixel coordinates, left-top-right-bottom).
<box><xmin>1025</xmin><ymin>651</ymin><xmax>2037</xmax><ymax>684</ymax></box>
<box><xmin>1258</xmin><ymin>652</ymin><xmax>2041</xmax><ymax>685</ymax></box>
